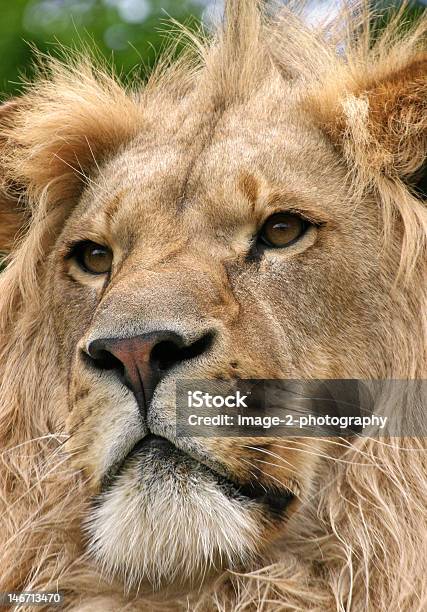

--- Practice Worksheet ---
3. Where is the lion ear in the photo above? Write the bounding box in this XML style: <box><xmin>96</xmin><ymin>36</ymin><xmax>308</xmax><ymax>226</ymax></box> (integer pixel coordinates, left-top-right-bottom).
<box><xmin>0</xmin><ymin>99</ymin><xmax>28</xmax><ymax>254</ymax></box>
<box><xmin>312</xmin><ymin>54</ymin><xmax>427</xmax><ymax>190</ymax></box>
<box><xmin>0</xmin><ymin>57</ymin><xmax>142</xmax><ymax>227</ymax></box>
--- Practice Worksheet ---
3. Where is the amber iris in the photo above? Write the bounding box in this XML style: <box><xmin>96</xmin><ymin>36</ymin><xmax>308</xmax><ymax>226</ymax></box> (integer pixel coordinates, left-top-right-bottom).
<box><xmin>259</xmin><ymin>213</ymin><xmax>307</xmax><ymax>248</ymax></box>
<box><xmin>75</xmin><ymin>242</ymin><xmax>113</xmax><ymax>275</ymax></box>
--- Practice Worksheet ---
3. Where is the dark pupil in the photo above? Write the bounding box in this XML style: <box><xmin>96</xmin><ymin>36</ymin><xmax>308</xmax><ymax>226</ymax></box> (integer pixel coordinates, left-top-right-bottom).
<box><xmin>83</xmin><ymin>245</ymin><xmax>110</xmax><ymax>272</ymax></box>
<box><xmin>268</xmin><ymin>216</ymin><xmax>299</xmax><ymax>237</ymax></box>
<box><xmin>90</xmin><ymin>248</ymin><xmax>106</xmax><ymax>259</ymax></box>
<box><xmin>272</xmin><ymin>222</ymin><xmax>289</xmax><ymax>231</ymax></box>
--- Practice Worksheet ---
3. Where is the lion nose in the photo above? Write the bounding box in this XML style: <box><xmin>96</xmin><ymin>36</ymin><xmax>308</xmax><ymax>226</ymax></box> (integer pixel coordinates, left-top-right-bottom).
<box><xmin>85</xmin><ymin>330</ymin><xmax>214</xmax><ymax>410</ymax></box>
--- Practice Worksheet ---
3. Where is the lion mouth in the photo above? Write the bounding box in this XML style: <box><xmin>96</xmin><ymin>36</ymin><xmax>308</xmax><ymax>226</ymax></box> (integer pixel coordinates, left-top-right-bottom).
<box><xmin>102</xmin><ymin>433</ymin><xmax>295</xmax><ymax>514</ymax></box>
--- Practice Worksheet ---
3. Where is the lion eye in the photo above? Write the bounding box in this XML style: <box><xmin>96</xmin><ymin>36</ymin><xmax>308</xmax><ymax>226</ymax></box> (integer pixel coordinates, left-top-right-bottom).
<box><xmin>259</xmin><ymin>213</ymin><xmax>308</xmax><ymax>248</ymax></box>
<box><xmin>74</xmin><ymin>241</ymin><xmax>113</xmax><ymax>275</ymax></box>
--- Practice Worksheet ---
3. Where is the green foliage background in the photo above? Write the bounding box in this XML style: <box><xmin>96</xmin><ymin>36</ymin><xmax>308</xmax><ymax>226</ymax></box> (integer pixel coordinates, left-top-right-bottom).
<box><xmin>0</xmin><ymin>0</ymin><xmax>203</xmax><ymax>97</ymax></box>
<box><xmin>0</xmin><ymin>0</ymin><xmax>425</xmax><ymax>99</ymax></box>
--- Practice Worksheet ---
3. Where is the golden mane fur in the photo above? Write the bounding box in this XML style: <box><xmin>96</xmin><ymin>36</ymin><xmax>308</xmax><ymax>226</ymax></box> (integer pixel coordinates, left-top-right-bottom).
<box><xmin>0</xmin><ymin>1</ymin><xmax>426</xmax><ymax>610</ymax></box>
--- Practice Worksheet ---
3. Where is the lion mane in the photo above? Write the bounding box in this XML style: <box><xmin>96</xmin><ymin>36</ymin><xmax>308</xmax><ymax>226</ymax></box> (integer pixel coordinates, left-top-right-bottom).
<box><xmin>0</xmin><ymin>1</ymin><xmax>426</xmax><ymax>610</ymax></box>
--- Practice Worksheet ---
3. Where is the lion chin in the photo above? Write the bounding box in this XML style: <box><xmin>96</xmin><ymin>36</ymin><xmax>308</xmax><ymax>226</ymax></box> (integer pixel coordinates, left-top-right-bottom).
<box><xmin>86</xmin><ymin>437</ymin><xmax>261</xmax><ymax>591</ymax></box>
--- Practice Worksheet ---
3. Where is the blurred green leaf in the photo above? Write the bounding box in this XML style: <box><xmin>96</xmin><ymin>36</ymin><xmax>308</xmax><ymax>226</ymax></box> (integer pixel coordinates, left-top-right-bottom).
<box><xmin>0</xmin><ymin>0</ymin><xmax>204</xmax><ymax>96</ymax></box>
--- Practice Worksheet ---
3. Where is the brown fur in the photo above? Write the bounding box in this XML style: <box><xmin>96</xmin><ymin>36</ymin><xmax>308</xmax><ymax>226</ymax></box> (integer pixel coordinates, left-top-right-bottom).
<box><xmin>0</xmin><ymin>2</ymin><xmax>426</xmax><ymax>610</ymax></box>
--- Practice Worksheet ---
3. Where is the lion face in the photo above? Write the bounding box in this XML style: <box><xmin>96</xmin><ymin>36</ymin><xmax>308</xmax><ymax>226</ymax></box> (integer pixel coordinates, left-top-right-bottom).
<box><xmin>34</xmin><ymin>97</ymin><xmax>386</xmax><ymax>590</ymax></box>
<box><xmin>1</xmin><ymin>2</ymin><xmax>426</xmax><ymax>608</ymax></box>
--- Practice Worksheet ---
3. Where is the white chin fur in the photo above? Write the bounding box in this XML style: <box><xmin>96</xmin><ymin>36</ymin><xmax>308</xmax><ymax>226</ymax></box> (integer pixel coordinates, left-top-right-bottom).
<box><xmin>85</xmin><ymin>451</ymin><xmax>261</xmax><ymax>590</ymax></box>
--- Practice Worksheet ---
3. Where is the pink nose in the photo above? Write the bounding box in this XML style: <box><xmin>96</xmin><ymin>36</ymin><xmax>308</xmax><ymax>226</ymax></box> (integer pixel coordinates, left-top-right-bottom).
<box><xmin>85</xmin><ymin>330</ymin><xmax>213</xmax><ymax>410</ymax></box>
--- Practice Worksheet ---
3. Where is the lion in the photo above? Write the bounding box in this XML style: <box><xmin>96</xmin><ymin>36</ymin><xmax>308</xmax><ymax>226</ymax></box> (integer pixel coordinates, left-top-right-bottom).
<box><xmin>0</xmin><ymin>1</ymin><xmax>426</xmax><ymax>610</ymax></box>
